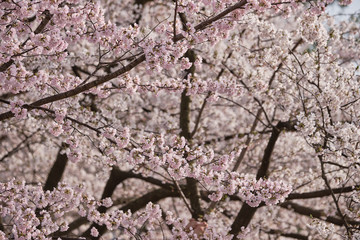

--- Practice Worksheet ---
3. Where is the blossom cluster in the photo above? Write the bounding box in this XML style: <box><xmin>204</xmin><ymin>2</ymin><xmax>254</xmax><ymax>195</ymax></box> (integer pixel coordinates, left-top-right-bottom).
<box><xmin>102</xmin><ymin>131</ymin><xmax>293</xmax><ymax>207</ymax></box>
<box><xmin>0</xmin><ymin>179</ymin><xmax>163</xmax><ymax>240</ymax></box>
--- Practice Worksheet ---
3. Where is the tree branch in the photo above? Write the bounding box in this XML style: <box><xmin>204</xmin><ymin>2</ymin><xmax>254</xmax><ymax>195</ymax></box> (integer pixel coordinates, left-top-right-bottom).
<box><xmin>190</xmin><ymin>92</ymin><xmax>210</xmax><ymax>138</ymax></box>
<box><xmin>62</xmin><ymin>168</ymin><xmax>175</xmax><ymax>235</ymax></box>
<box><xmin>265</xmin><ymin>229</ymin><xmax>308</xmax><ymax>240</ymax></box>
<box><xmin>43</xmin><ymin>143</ymin><xmax>68</xmax><ymax>191</ymax></box>
<box><xmin>287</xmin><ymin>185</ymin><xmax>360</xmax><ymax>200</ymax></box>
<box><xmin>59</xmin><ymin>167</ymin><xmax>130</xmax><ymax>236</ymax></box>
<box><xmin>318</xmin><ymin>153</ymin><xmax>351</xmax><ymax>235</ymax></box>
<box><xmin>233</xmin><ymin>108</ymin><xmax>262</xmax><ymax>171</ymax></box>
<box><xmin>229</xmin><ymin>121</ymin><xmax>296</xmax><ymax>238</ymax></box>
<box><xmin>280</xmin><ymin>201</ymin><xmax>360</xmax><ymax>227</ymax></box>
<box><xmin>179</xmin><ymin>48</ymin><xmax>204</xmax><ymax>219</ymax></box>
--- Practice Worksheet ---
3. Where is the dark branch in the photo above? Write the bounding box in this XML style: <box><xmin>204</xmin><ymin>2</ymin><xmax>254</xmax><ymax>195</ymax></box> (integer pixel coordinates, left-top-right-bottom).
<box><xmin>280</xmin><ymin>201</ymin><xmax>360</xmax><ymax>227</ymax></box>
<box><xmin>230</xmin><ymin>121</ymin><xmax>295</xmax><ymax>238</ymax></box>
<box><xmin>43</xmin><ymin>144</ymin><xmax>68</xmax><ymax>191</ymax></box>
<box><xmin>287</xmin><ymin>185</ymin><xmax>360</xmax><ymax>200</ymax></box>
<box><xmin>62</xmin><ymin>168</ymin><xmax>175</xmax><ymax>235</ymax></box>
<box><xmin>266</xmin><ymin>229</ymin><xmax>309</xmax><ymax>240</ymax></box>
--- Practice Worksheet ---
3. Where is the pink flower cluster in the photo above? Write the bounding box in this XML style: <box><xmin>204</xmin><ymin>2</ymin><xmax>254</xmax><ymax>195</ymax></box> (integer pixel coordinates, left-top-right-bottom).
<box><xmin>236</xmin><ymin>177</ymin><xmax>292</xmax><ymax>207</ymax></box>
<box><xmin>0</xmin><ymin>179</ymin><xmax>163</xmax><ymax>240</ymax></box>
<box><xmin>116</xmin><ymin>132</ymin><xmax>292</xmax><ymax>207</ymax></box>
<box><xmin>10</xmin><ymin>100</ymin><xmax>27</xmax><ymax>119</ymax></box>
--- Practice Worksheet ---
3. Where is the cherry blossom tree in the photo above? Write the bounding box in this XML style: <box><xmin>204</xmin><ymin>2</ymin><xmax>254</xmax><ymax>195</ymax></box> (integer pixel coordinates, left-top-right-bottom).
<box><xmin>0</xmin><ymin>0</ymin><xmax>359</xmax><ymax>239</ymax></box>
